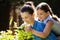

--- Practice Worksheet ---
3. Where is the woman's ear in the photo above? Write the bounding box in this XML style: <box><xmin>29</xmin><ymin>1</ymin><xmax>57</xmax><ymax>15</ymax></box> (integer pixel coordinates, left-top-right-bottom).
<box><xmin>32</xmin><ymin>13</ymin><xmax>35</xmax><ymax>17</ymax></box>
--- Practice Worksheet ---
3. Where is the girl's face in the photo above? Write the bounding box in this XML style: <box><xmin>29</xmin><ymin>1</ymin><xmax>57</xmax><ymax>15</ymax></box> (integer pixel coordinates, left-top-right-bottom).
<box><xmin>21</xmin><ymin>12</ymin><xmax>34</xmax><ymax>24</ymax></box>
<box><xmin>37</xmin><ymin>9</ymin><xmax>49</xmax><ymax>21</ymax></box>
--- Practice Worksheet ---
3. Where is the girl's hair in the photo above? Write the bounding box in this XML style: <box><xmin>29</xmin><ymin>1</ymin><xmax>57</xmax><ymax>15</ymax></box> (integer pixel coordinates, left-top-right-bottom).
<box><xmin>36</xmin><ymin>2</ymin><xmax>53</xmax><ymax>16</ymax></box>
<box><xmin>21</xmin><ymin>6</ymin><xmax>34</xmax><ymax>15</ymax></box>
<box><xmin>36</xmin><ymin>2</ymin><xmax>58</xmax><ymax>21</ymax></box>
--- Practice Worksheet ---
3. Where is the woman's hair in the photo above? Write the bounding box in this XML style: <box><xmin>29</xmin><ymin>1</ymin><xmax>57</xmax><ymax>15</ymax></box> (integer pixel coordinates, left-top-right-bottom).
<box><xmin>21</xmin><ymin>6</ymin><xmax>34</xmax><ymax>15</ymax></box>
<box><xmin>36</xmin><ymin>2</ymin><xmax>58</xmax><ymax>21</ymax></box>
<box><xmin>24</xmin><ymin>1</ymin><xmax>33</xmax><ymax>6</ymax></box>
<box><xmin>23</xmin><ymin>1</ymin><xmax>35</xmax><ymax>11</ymax></box>
<box><xmin>24</xmin><ymin>1</ymin><xmax>37</xmax><ymax>18</ymax></box>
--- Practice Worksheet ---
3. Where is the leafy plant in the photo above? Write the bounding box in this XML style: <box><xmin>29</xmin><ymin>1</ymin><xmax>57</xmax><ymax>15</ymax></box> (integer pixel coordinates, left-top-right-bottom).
<box><xmin>0</xmin><ymin>23</ymin><xmax>34</xmax><ymax>40</ymax></box>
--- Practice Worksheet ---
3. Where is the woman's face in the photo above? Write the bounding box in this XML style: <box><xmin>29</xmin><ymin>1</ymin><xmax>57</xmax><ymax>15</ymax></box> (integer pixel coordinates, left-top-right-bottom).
<box><xmin>21</xmin><ymin>12</ymin><xmax>34</xmax><ymax>24</ymax></box>
<box><xmin>37</xmin><ymin>9</ymin><xmax>49</xmax><ymax>21</ymax></box>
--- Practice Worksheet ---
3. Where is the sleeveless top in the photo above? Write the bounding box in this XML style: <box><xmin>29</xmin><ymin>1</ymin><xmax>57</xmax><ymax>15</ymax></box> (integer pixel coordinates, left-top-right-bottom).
<box><xmin>32</xmin><ymin>20</ymin><xmax>58</xmax><ymax>40</ymax></box>
<box><xmin>37</xmin><ymin>15</ymin><xmax>60</xmax><ymax>35</ymax></box>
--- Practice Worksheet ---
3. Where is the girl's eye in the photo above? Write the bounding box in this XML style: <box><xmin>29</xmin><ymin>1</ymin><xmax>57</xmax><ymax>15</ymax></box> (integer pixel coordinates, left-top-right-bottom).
<box><xmin>39</xmin><ymin>13</ymin><xmax>43</xmax><ymax>15</ymax></box>
<box><xmin>40</xmin><ymin>14</ymin><xmax>43</xmax><ymax>15</ymax></box>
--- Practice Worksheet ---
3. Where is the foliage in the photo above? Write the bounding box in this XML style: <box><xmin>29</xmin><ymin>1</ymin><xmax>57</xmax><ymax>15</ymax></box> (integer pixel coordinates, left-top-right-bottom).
<box><xmin>0</xmin><ymin>31</ymin><xmax>14</xmax><ymax>40</ymax></box>
<box><xmin>16</xmin><ymin>23</ymin><xmax>34</xmax><ymax>40</ymax></box>
<box><xmin>16</xmin><ymin>30</ymin><xmax>34</xmax><ymax>40</ymax></box>
<box><xmin>0</xmin><ymin>23</ymin><xmax>34</xmax><ymax>40</ymax></box>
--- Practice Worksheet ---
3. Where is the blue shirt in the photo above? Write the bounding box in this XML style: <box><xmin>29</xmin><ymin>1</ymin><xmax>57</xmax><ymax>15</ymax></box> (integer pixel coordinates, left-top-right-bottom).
<box><xmin>32</xmin><ymin>20</ymin><xmax>58</xmax><ymax>40</ymax></box>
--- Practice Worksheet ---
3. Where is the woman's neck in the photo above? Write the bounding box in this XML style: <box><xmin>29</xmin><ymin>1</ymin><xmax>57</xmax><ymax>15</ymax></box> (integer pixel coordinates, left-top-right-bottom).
<box><xmin>30</xmin><ymin>19</ymin><xmax>34</xmax><ymax>25</ymax></box>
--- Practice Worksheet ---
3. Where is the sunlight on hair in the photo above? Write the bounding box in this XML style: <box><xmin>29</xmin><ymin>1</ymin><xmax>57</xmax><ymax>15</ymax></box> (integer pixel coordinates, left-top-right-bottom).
<box><xmin>53</xmin><ymin>14</ymin><xmax>60</xmax><ymax>22</ymax></box>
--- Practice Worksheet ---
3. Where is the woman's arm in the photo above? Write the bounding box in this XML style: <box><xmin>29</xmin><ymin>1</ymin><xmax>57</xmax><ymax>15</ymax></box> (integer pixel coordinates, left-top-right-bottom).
<box><xmin>31</xmin><ymin>20</ymin><xmax>54</xmax><ymax>38</ymax></box>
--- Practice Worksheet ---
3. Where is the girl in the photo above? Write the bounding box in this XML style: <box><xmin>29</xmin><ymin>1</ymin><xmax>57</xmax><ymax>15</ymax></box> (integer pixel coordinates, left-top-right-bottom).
<box><xmin>36</xmin><ymin>2</ymin><xmax>60</xmax><ymax>35</ymax></box>
<box><xmin>20</xmin><ymin>5</ymin><xmax>58</xmax><ymax>40</ymax></box>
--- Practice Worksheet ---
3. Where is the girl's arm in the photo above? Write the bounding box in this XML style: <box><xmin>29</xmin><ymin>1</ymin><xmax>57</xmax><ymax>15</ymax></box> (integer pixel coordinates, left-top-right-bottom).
<box><xmin>31</xmin><ymin>20</ymin><xmax>54</xmax><ymax>38</ymax></box>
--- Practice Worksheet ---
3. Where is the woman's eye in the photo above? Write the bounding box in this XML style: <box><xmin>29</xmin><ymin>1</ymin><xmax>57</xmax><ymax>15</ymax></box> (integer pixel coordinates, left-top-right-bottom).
<box><xmin>25</xmin><ymin>17</ymin><xmax>28</xmax><ymax>18</ymax></box>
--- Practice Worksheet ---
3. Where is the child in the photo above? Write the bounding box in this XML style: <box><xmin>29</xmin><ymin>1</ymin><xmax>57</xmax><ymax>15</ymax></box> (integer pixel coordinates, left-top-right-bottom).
<box><xmin>36</xmin><ymin>2</ymin><xmax>60</xmax><ymax>35</ymax></box>
<box><xmin>20</xmin><ymin>5</ymin><xmax>58</xmax><ymax>40</ymax></box>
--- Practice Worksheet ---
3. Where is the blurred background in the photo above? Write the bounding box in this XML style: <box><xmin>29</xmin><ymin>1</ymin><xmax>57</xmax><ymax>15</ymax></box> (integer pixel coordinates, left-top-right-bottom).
<box><xmin>0</xmin><ymin>0</ymin><xmax>60</xmax><ymax>31</ymax></box>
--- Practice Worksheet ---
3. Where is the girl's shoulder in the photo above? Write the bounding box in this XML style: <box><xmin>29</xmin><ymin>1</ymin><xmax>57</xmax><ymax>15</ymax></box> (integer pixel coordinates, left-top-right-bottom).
<box><xmin>43</xmin><ymin>16</ymin><xmax>53</xmax><ymax>24</ymax></box>
<box><xmin>34</xmin><ymin>20</ymin><xmax>45</xmax><ymax>27</ymax></box>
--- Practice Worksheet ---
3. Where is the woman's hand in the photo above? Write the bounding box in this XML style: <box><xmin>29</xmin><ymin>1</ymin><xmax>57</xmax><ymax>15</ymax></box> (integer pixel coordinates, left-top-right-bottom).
<box><xmin>24</xmin><ymin>26</ymin><xmax>32</xmax><ymax>32</ymax></box>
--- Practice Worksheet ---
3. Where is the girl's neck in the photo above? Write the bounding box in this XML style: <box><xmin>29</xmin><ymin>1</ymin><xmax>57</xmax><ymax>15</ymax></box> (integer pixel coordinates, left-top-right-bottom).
<box><xmin>39</xmin><ymin>15</ymin><xmax>49</xmax><ymax>22</ymax></box>
<box><xmin>44</xmin><ymin>15</ymin><xmax>49</xmax><ymax>20</ymax></box>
